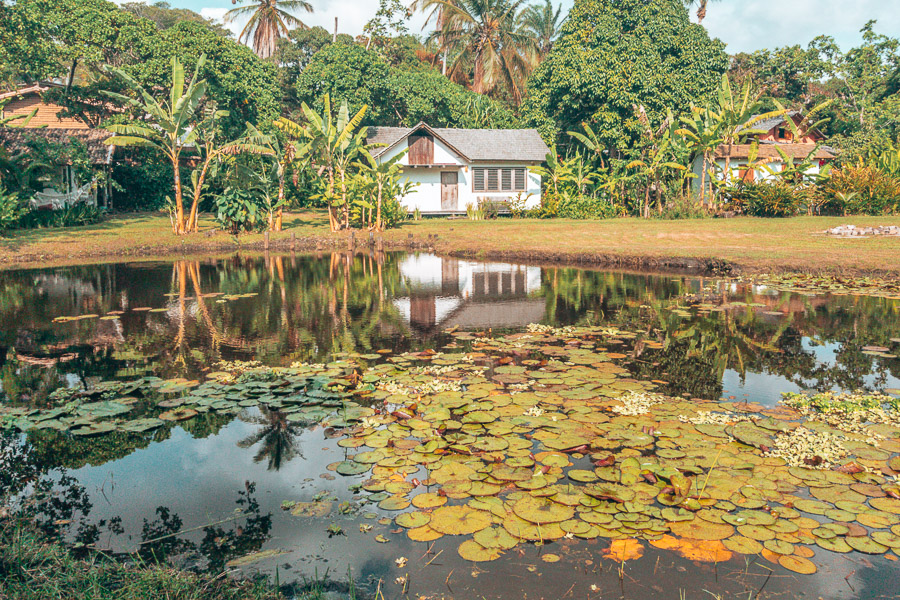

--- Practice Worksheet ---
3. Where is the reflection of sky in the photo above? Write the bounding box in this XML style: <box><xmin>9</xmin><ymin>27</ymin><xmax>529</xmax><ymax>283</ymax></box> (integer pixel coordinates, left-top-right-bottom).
<box><xmin>722</xmin><ymin>338</ymin><xmax>900</xmax><ymax>407</ymax></box>
<box><xmin>63</xmin><ymin>413</ymin><xmax>898</xmax><ymax>599</ymax></box>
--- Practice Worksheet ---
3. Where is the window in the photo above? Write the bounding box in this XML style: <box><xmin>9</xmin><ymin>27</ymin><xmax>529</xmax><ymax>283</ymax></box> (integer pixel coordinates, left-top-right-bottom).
<box><xmin>514</xmin><ymin>168</ymin><xmax>526</xmax><ymax>191</ymax></box>
<box><xmin>487</xmin><ymin>168</ymin><xmax>499</xmax><ymax>191</ymax></box>
<box><xmin>473</xmin><ymin>167</ymin><xmax>528</xmax><ymax>192</ymax></box>
<box><xmin>473</xmin><ymin>168</ymin><xmax>485</xmax><ymax>190</ymax></box>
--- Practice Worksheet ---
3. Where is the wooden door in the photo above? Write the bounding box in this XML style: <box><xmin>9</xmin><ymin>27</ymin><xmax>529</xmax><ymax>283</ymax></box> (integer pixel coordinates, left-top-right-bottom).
<box><xmin>441</xmin><ymin>171</ymin><xmax>458</xmax><ymax>210</ymax></box>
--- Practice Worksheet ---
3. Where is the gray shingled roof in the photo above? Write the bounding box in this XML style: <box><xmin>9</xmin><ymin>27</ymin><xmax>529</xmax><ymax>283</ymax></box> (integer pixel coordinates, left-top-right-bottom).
<box><xmin>740</xmin><ymin>110</ymin><xmax>800</xmax><ymax>134</ymax></box>
<box><xmin>367</xmin><ymin>124</ymin><xmax>550</xmax><ymax>162</ymax></box>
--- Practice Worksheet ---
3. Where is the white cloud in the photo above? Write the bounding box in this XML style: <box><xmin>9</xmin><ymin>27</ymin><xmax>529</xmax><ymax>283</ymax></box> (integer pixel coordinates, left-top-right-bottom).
<box><xmin>199</xmin><ymin>7</ymin><xmax>228</xmax><ymax>21</ymax></box>
<box><xmin>699</xmin><ymin>0</ymin><xmax>900</xmax><ymax>53</ymax></box>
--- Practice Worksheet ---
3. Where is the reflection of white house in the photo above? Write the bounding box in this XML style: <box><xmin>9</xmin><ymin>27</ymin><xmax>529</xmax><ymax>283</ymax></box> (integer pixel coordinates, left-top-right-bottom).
<box><xmin>393</xmin><ymin>254</ymin><xmax>544</xmax><ymax>331</ymax></box>
<box><xmin>367</xmin><ymin>123</ymin><xmax>549</xmax><ymax>215</ymax></box>
<box><xmin>692</xmin><ymin>111</ymin><xmax>836</xmax><ymax>195</ymax></box>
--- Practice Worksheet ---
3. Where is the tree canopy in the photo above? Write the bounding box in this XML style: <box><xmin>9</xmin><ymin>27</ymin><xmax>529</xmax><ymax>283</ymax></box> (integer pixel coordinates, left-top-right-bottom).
<box><xmin>288</xmin><ymin>42</ymin><xmax>517</xmax><ymax>128</ymax></box>
<box><xmin>522</xmin><ymin>0</ymin><xmax>728</xmax><ymax>150</ymax></box>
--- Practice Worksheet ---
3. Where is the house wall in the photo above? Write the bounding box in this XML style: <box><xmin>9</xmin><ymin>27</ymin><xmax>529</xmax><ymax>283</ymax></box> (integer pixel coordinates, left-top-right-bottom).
<box><xmin>691</xmin><ymin>156</ymin><xmax>826</xmax><ymax>195</ymax></box>
<box><xmin>1</xmin><ymin>93</ymin><xmax>88</xmax><ymax>129</ymax></box>
<box><xmin>378</xmin><ymin>136</ymin><xmax>542</xmax><ymax>213</ymax></box>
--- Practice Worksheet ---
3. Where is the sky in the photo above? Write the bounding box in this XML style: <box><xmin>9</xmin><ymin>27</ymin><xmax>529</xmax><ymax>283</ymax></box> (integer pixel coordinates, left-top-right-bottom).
<box><xmin>133</xmin><ymin>0</ymin><xmax>899</xmax><ymax>54</ymax></box>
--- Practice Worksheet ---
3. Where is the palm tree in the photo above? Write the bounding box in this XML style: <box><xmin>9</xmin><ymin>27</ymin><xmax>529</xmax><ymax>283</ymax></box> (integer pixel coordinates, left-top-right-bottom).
<box><xmin>421</xmin><ymin>0</ymin><xmax>538</xmax><ymax>104</ymax></box>
<box><xmin>225</xmin><ymin>0</ymin><xmax>314</xmax><ymax>59</ymax></box>
<box><xmin>520</xmin><ymin>0</ymin><xmax>563</xmax><ymax>55</ymax></box>
<box><xmin>684</xmin><ymin>0</ymin><xmax>717</xmax><ymax>24</ymax></box>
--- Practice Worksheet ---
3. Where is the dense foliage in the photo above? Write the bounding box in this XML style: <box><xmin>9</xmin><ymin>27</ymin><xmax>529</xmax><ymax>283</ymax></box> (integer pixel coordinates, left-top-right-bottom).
<box><xmin>522</xmin><ymin>0</ymin><xmax>728</xmax><ymax>150</ymax></box>
<box><xmin>288</xmin><ymin>42</ymin><xmax>517</xmax><ymax>129</ymax></box>
<box><xmin>1</xmin><ymin>0</ymin><xmax>899</xmax><ymax>226</ymax></box>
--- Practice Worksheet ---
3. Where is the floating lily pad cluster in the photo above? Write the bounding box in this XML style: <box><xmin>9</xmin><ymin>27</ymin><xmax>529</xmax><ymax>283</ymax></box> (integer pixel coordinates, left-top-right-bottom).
<box><xmin>50</xmin><ymin>293</ymin><xmax>261</xmax><ymax>324</ymax></box>
<box><xmin>321</xmin><ymin>325</ymin><xmax>900</xmax><ymax>575</ymax></box>
<box><xmin>0</xmin><ymin>362</ymin><xmax>367</xmax><ymax>435</ymax></box>
<box><xmin>741</xmin><ymin>273</ymin><xmax>900</xmax><ymax>300</ymax></box>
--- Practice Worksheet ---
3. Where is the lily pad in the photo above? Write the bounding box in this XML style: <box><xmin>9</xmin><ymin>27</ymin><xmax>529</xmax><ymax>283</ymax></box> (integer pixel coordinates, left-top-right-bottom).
<box><xmin>458</xmin><ymin>539</ymin><xmax>502</xmax><ymax>562</ymax></box>
<box><xmin>429</xmin><ymin>506</ymin><xmax>492</xmax><ymax>535</ymax></box>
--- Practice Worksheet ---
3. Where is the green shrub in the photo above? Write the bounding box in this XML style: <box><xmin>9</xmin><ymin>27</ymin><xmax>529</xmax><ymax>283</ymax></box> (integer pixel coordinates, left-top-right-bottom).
<box><xmin>213</xmin><ymin>187</ymin><xmax>265</xmax><ymax>234</ymax></box>
<box><xmin>656</xmin><ymin>194</ymin><xmax>710</xmax><ymax>220</ymax></box>
<box><xmin>556</xmin><ymin>192</ymin><xmax>617</xmax><ymax>220</ymax></box>
<box><xmin>380</xmin><ymin>195</ymin><xmax>406</xmax><ymax>229</ymax></box>
<box><xmin>112</xmin><ymin>158</ymin><xmax>173</xmax><ymax>212</ymax></box>
<box><xmin>727</xmin><ymin>181</ymin><xmax>807</xmax><ymax>217</ymax></box>
<box><xmin>14</xmin><ymin>203</ymin><xmax>103</xmax><ymax>230</ymax></box>
<box><xmin>817</xmin><ymin>163</ymin><xmax>900</xmax><ymax>215</ymax></box>
<box><xmin>0</xmin><ymin>187</ymin><xmax>28</xmax><ymax>231</ymax></box>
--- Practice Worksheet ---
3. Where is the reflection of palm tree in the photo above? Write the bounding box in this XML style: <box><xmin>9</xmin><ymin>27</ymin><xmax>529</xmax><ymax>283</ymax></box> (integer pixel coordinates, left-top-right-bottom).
<box><xmin>237</xmin><ymin>408</ymin><xmax>305</xmax><ymax>471</ymax></box>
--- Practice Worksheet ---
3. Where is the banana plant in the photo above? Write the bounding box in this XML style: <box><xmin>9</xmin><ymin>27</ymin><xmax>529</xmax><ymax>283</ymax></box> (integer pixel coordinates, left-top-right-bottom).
<box><xmin>243</xmin><ymin>123</ymin><xmax>308</xmax><ymax>231</ymax></box>
<box><xmin>354</xmin><ymin>148</ymin><xmax>409</xmax><ymax>231</ymax></box>
<box><xmin>676</xmin><ymin>106</ymin><xmax>723</xmax><ymax>207</ymax></box>
<box><xmin>711</xmin><ymin>74</ymin><xmax>785</xmax><ymax>189</ymax></box>
<box><xmin>628</xmin><ymin>108</ymin><xmax>686</xmax><ymax>217</ymax></box>
<box><xmin>567</xmin><ymin>122</ymin><xmax>607</xmax><ymax>169</ymax></box>
<box><xmin>105</xmin><ymin>56</ymin><xmax>273</xmax><ymax>234</ymax></box>
<box><xmin>275</xmin><ymin>95</ymin><xmax>368</xmax><ymax>232</ymax></box>
<box><xmin>627</xmin><ymin>136</ymin><xmax>686</xmax><ymax>217</ymax></box>
<box><xmin>103</xmin><ymin>55</ymin><xmax>210</xmax><ymax>234</ymax></box>
<box><xmin>183</xmin><ymin>111</ymin><xmax>274</xmax><ymax>233</ymax></box>
<box><xmin>532</xmin><ymin>146</ymin><xmax>571</xmax><ymax>196</ymax></box>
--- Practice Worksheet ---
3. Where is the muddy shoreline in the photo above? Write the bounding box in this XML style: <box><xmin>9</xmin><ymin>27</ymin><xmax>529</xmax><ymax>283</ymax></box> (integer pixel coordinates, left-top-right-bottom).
<box><xmin>2</xmin><ymin>232</ymin><xmax>898</xmax><ymax>279</ymax></box>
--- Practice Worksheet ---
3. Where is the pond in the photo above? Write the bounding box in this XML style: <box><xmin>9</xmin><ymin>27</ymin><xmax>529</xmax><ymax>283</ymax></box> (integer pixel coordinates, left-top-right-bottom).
<box><xmin>1</xmin><ymin>252</ymin><xmax>899</xmax><ymax>600</ymax></box>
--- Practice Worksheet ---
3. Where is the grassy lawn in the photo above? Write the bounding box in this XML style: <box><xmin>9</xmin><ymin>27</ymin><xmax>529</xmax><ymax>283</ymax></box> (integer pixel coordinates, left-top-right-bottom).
<box><xmin>1</xmin><ymin>211</ymin><xmax>900</xmax><ymax>274</ymax></box>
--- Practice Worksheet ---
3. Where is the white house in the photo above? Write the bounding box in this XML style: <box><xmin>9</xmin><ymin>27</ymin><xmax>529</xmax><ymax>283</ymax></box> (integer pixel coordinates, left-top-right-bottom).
<box><xmin>367</xmin><ymin>123</ymin><xmax>549</xmax><ymax>214</ymax></box>
<box><xmin>691</xmin><ymin>111</ymin><xmax>837</xmax><ymax>195</ymax></box>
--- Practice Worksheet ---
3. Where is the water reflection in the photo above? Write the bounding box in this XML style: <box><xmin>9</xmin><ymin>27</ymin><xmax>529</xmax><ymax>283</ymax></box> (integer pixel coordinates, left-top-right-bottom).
<box><xmin>395</xmin><ymin>254</ymin><xmax>544</xmax><ymax>331</ymax></box>
<box><xmin>2</xmin><ymin>253</ymin><xmax>900</xmax><ymax>598</ymax></box>
<box><xmin>0</xmin><ymin>253</ymin><xmax>898</xmax><ymax>409</ymax></box>
<box><xmin>237</xmin><ymin>408</ymin><xmax>305</xmax><ymax>471</ymax></box>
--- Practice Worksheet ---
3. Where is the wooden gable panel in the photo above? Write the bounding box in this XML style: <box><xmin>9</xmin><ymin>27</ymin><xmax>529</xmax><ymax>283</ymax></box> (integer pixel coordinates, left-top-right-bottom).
<box><xmin>408</xmin><ymin>133</ymin><xmax>434</xmax><ymax>165</ymax></box>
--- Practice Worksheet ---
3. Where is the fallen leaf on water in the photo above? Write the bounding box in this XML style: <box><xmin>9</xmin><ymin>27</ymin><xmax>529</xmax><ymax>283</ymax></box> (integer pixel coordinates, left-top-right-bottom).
<box><xmin>602</xmin><ymin>539</ymin><xmax>644</xmax><ymax>562</ymax></box>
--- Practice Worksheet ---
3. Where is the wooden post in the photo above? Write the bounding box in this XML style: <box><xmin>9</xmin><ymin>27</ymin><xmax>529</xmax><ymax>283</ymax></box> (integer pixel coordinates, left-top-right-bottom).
<box><xmin>333</xmin><ymin>17</ymin><xmax>338</xmax><ymax>43</ymax></box>
<box><xmin>264</xmin><ymin>231</ymin><xmax>270</xmax><ymax>251</ymax></box>
<box><xmin>368</xmin><ymin>231</ymin><xmax>375</xmax><ymax>247</ymax></box>
<box><xmin>407</xmin><ymin>233</ymin><xmax>413</xmax><ymax>248</ymax></box>
<box><xmin>290</xmin><ymin>232</ymin><xmax>296</xmax><ymax>252</ymax></box>
<box><xmin>376</xmin><ymin>235</ymin><xmax>384</xmax><ymax>253</ymax></box>
<box><xmin>348</xmin><ymin>231</ymin><xmax>355</xmax><ymax>251</ymax></box>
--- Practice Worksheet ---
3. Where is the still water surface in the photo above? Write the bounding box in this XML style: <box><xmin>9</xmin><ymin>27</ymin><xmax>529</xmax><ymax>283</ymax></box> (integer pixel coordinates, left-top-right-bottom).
<box><xmin>2</xmin><ymin>252</ymin><xmax>899</xmax><ymax>599</ymax></box>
